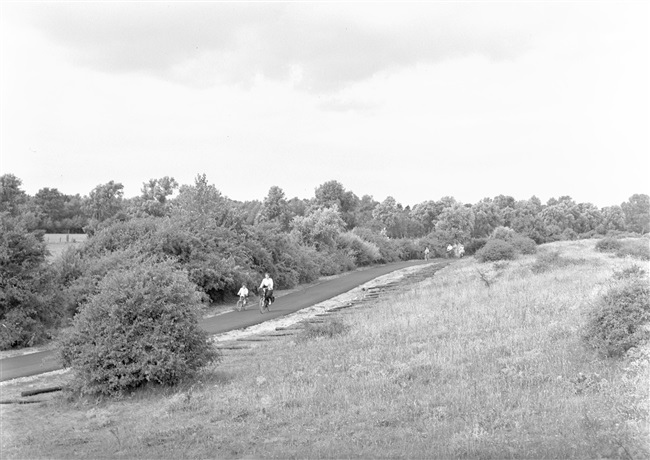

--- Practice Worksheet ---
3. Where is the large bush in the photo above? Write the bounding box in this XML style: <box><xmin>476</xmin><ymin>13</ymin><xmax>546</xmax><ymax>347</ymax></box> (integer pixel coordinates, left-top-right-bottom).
<box><xmin>59</xmin><ymin>261</ymin><xmax>218</xmax><ymax>395</ymax></box>
<box><xmin>595</xmin><ymin>237</ymin><xmax>624</xmax><ymax>253</ymax></box>
<box><xmin>583</xmin><ymin>277</ymin><xmax>650</xmax><ymax>358</ymax></box>
<box><xmin>490</xmin><ymin>226</ymin><xmax>537</xmax><ymax>255</ymax></box>
<box><xmin>0</xmin><ymin>215</ymin><xmax>65</xmax><ymax>349</ymax></box>
<box><xmin>475</xmin><ymin>239</ymin><xmax>516</xmax><ymax>263</ymax></box>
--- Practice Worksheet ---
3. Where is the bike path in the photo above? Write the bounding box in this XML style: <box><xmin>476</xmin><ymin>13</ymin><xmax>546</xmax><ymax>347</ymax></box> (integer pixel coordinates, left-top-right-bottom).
<box><xmin>0</xmin><ymin>259</ymin><xmax>433</xmax><ymax>382</ymax></box>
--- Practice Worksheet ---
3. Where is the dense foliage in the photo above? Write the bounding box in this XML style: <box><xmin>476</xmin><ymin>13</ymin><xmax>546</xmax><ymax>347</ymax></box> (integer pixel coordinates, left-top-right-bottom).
<box><xmin>0</xmin><ymin>214</ymin><xmax>65</xmax><ymax>348</ymax></box>
<box><xmin>59</xmin><ymin>261</ymin><xmax>218</xmax><ymax>395</ymax></box>
<box><xmin>583</xmin><ymin>274</ymin><xmax>650</xmax><ymax>358</ymax></box>
<box><xmin>1</xmin><ymin>172</ymin><xmax>649</xmax><ymax>352</ymax></box>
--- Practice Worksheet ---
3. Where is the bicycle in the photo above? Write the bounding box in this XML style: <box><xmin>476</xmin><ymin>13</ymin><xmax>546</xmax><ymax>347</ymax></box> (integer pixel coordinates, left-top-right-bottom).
<box><xmin>258</xmin><ymin>287</ymin><xmax>271</xmax><ymax>314</ymax></box>
<box><xmin>236</xmin><ymin>295</ymin><xmax>248</xmax><ymax>311</ymax></box>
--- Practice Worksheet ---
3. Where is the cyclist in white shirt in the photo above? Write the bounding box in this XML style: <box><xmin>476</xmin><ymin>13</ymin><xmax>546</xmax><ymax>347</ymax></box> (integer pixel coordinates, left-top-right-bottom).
<box><xmin>259</xmin><ymin>273</ymin><xmax>275</xmax><ymax>304</ymax></box>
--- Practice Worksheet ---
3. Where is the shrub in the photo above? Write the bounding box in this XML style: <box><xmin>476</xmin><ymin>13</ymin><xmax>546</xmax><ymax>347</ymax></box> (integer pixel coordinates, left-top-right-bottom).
<box><xmin>338</xmin><ymin>232</ymin><xmax>381</xmax><ymax>266</ymax></box>
<box><xmin>490</xmin><ymin>226</ymin><xmax>517</xmax><ymax>242</ymax></box>
<box><xmin>59</xmin><ymin>261</ymin><xmax>218</xmax><ymax>396</ymax></box>
<box><xmin>512</xmin><ymin>235</ymin><xmax>538</xmax><ymax>255</ymax></box>
<box><xmin>613</xmin><ymin>264</ymin><xmax>647</xmax><ymax>280</ymax></box>
<box><xmin>475</xmin><ymin>239</ymin><xmax>516</xmax><ymax>263</ymax></box>
<box><xmin>530</xmin><ymin>250</ymin><xmax>588</xmax><ymax>274</ymax></box>
<box><xmin>1</xmin><ymin>215</ymin><xmax>65</xmax><ymax>349</ymax></box>
<box><xmin>583</xmin><ymin>277</ymin><xmax>650</xmax><ymax>358</ymax></box>
<box><xmin>615</xmin><ymin>239</ymin><xmax>650</xmax><ymax>260</ymax></box>
<box><xmin>464</xmin><ymin>238</ymin><xmax>488</xmax><ymax>256</ymax></box>
<box><xmin>595</xmin><ymin>237</ymin><xmax>623</xmax><ymax>253</ymax></box>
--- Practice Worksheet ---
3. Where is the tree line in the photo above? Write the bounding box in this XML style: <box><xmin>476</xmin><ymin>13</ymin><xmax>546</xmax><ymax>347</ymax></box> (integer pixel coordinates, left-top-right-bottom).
<box><xmin>1</xmin><ymin>172</ymin><xmax>648</xmax><ymax>350</ymax></box>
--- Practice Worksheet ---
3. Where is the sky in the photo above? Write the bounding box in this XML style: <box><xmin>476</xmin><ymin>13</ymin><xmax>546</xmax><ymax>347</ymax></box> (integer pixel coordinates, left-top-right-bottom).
<box><xmin>1</xmin><ymin>1</ymin><xmax>648</xmax><ymax>208</ymax></box>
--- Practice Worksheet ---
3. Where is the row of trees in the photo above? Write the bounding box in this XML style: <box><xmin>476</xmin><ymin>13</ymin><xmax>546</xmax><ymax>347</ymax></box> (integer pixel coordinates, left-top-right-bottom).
<box><xmin>1</xmin><ymin>172</ymin><xmax>649</xmax><ymax>350</ymax></box>
<box><xmin>2</xmin><ymin>173</ymin><xmax>648</xmax><ymax>241</ymax></box>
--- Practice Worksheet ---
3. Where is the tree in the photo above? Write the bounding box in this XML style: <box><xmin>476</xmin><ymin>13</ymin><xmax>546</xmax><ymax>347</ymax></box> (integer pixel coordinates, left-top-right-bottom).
<box><xmin>434</xmin><ymin>203</ymin><xmax>475</xmax><ymax>242</ymax></box>
<box><xmin>511</xmin><ymin>196</ymin><xmax>545</xmax><ymax>243</ymax></box>
<box><xmin>258</xmin><ymin>186</ymin><xmax>291</xmax><ymax>230</ymax></box>
<box><xmin>141</xmin><ymin>176</ymin><xmax>179</xmax><ymax>204</ymax></box>
<box><xmin>621</xmin><ymin>194</ymin><xmax>650</xmax><ymax>234</ymax></box>
<box><xmin>139</xmin><ymin>177</ymin><xmax>179</xmax><ymax>217</ymax></box>
<box><xmin>313</xmin><ymin>180</ymin><xmax>359</xmax><ymax>228</ymax></box>
<box><xmin>0</xmin><ymin>174</ymin><xmax>28</xmax><ymax>215</ymax></box>
<box><xmin>471</xmin><ymin>198</ymin><xmax>503</xmax><ymax>238</ymax></box>
<box><xmin>598</xmin><ymin>205</ymin><xmax>626</xmax><ymax>234</ymax></box>
<box><xmin>85</xmin><ymin>181</ymin><xmax>125</xmax><ymax>222</ymax></box>
<box><xmin>372</xmin><ymin>196</ymin><xmax>404</xmax><ymax>238</ymax></box>
<box><xmin>34</xmin><ymin>188</ymin><xmax>67</xmax><ymax>231</ymax></box>
<box><xmin>291</xmin><ymin>207</ymin><xmax>346</xmax><ymax>249</ymax></box>
<box><xmin>0</xmin><ymin>213</ymin><xmax>63</xmax><ymax>349</ymax></box>
<box><xmin>172</xmin><ymin>174</ymin><xmax>232</xmax><ymax>227</ymax></box>
<box><xmin>411</xmin><ymin>200</ymin><xmax>441</xmax><ymax>234</ymax></box>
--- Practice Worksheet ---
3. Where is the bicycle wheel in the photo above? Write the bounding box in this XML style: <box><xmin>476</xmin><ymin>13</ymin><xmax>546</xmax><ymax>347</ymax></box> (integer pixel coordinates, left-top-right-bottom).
<box><xmin>259</xmin><ymin>297</ymin><xmax>265</xmax><ymax>314</ymax></box>
<box><xmin>236</xmin><ymin>299</ymin><xmax>243</xmax><ymax>311</ymax></box>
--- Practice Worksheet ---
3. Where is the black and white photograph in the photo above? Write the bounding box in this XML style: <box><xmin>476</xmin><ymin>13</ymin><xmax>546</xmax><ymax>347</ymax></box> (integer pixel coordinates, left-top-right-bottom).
<box><xmin>1</xmin><ymin>1</ymin><xmax>648</xmax><ymax>459</ymax></box>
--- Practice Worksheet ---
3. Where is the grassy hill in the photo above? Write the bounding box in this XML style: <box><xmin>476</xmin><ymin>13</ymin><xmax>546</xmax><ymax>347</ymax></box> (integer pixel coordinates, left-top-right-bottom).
<box><xmin>1</xmin><ymin>239</ymin><xmax>648</xmax><ymax>459</ymax></box>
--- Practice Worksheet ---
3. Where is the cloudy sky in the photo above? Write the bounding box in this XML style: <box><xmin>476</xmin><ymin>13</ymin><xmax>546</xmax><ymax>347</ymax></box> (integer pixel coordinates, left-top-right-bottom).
<box><xmin>1</xmin><ymin>2</ymin><xmax>648</xmax><ymax>208</ymax></box>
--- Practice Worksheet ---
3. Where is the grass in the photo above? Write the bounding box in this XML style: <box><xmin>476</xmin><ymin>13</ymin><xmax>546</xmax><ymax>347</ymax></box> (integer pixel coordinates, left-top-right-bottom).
<box><xmin>1</xmin><ymin>239</ymin><xmax>649</xmax><ymax>459</ymax></box>
<box><xmin>44</xmin><ymin>233</ymin><xmax>87</xmax><ymax>261</ymax></box>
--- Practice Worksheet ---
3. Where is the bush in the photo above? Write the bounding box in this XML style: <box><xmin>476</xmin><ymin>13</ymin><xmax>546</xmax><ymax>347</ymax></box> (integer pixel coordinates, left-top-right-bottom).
<box><xmin>583</xmin><ymin>277</ymin><xmax>650</xmax><ymax>358</ymax></box>
<box><xmin>530</xmin><ymin>250</ymin><xmax>588</xmax><ymax>274</ymax></box>
<box><xmin>338</xmin><ymin>232</ymin><xmax>381</xmax><ymax>266</ymax></box>
<box><xmin>595</xmin><ymin>237</ymin><xmax>623</xmax><ymax>253</ymax></box>
<box><xmin>464</xmin><ymin>238</ymin><xmax>488</xmax><ymax>256</ymax></box>
<box><xmin>512</xmin><ymin>235</ymin><xmax>538</xmax><ymax>255</ymax></box>
<box><xmin>615</xmin><ymin>239</ymin><xmax>650</xmax><ymax>260</ymax></box>
<box><xmin>1</xmin><ymin>215</ymin><xmax>65</xmax><ymax>349</ymax></box>
<box><xmin>491</xmin><ymin>226</ymin><xmax>517</xmax><ymax>241</ymax></box>
<box><xmin>59</xmin><ymin>261</ymin><xmax>218</xmax><ymax>396</ymax></box>
<box><xmin>475</xmin><ymin>239</ymin><xmax>516</xmax><ymax>263</ymax></box>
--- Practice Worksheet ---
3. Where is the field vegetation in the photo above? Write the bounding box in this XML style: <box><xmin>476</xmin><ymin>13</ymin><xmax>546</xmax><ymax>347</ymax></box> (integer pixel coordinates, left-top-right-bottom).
<box><xmin>2</xmin><ymin>172</ymin><xmax>649</xmax><ymax>352</ymax></box>
<box><xmin>1</xmin><ymin>239</ymin><xmax>648</xmax><ymax>459</ymax></box>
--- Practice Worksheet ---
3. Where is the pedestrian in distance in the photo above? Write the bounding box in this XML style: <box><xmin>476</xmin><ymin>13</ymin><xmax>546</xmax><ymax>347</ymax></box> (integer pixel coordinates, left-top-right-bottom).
<box><xmin>424</xmin><ymin>246</ymin><xmax>430</xmax><ymax>261</ymax></box>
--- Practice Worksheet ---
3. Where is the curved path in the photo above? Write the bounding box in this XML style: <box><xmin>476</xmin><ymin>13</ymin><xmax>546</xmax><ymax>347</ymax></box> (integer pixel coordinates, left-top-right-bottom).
<box><xmin>0</xmin><ymin>259</ymin><xmax>437</xmax><ymax>382</ymax></box>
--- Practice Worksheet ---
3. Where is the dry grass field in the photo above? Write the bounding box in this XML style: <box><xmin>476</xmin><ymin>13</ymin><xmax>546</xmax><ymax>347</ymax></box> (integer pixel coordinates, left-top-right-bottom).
<box><xmin>1</xmin><ymin>239</ymin><xmax>648</xmax><ymax>459</ymax></box>
<box><xmin>43</xmin><ymin>233</ymin><xmax>88</xmax><ymax>261</ymax></box>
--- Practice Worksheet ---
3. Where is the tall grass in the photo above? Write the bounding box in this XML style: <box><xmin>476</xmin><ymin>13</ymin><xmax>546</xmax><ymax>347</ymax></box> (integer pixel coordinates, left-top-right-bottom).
<box><xmin>2</xmin><ymin>240</ymin><xmax>648</xmax><ymax>459</ymax></box>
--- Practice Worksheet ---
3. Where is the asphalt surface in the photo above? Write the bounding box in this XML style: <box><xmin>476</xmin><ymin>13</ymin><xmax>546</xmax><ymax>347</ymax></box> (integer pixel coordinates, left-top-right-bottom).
<box><xmin>0</xmin><ymin>259</ymin><xmax>434</xmax><ymax>382</ymax></box>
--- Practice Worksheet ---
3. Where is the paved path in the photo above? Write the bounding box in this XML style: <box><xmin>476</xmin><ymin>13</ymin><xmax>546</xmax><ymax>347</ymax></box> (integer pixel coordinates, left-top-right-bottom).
<box><xmin>0</xmin><ymin>259</ymin><xmax>437</xmax><ymax>382</ymax></box>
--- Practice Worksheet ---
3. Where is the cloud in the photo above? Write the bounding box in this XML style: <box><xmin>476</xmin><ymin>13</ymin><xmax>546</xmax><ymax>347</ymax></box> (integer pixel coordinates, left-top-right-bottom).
<box><xmin>13</xmin><ymin>2</ymin><xmax>533</xmax><ymax>92</ymax></box>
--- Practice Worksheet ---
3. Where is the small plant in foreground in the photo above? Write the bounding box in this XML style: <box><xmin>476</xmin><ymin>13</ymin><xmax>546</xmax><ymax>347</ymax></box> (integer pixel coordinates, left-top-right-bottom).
<box><xmin>59</xmin><ymin>260</ymin><xmax>219</xmax><ymax>395</ymax></box>
<box><xmin>583</xmin><ymin>277</ymin><xmax>650</xmax><ymax>358</ymax></box>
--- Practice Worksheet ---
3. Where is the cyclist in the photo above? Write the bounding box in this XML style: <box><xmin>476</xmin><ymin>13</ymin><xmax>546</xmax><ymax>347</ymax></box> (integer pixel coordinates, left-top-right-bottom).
<box><xmin>236</xmin><ymin>283</ymin><xmax>249</xmax><ymax>310</ymax></box>
<box><xmin>259</xmin><ymin>272</ymin><xmax>275</xmax><ymax>306</ymax></box>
